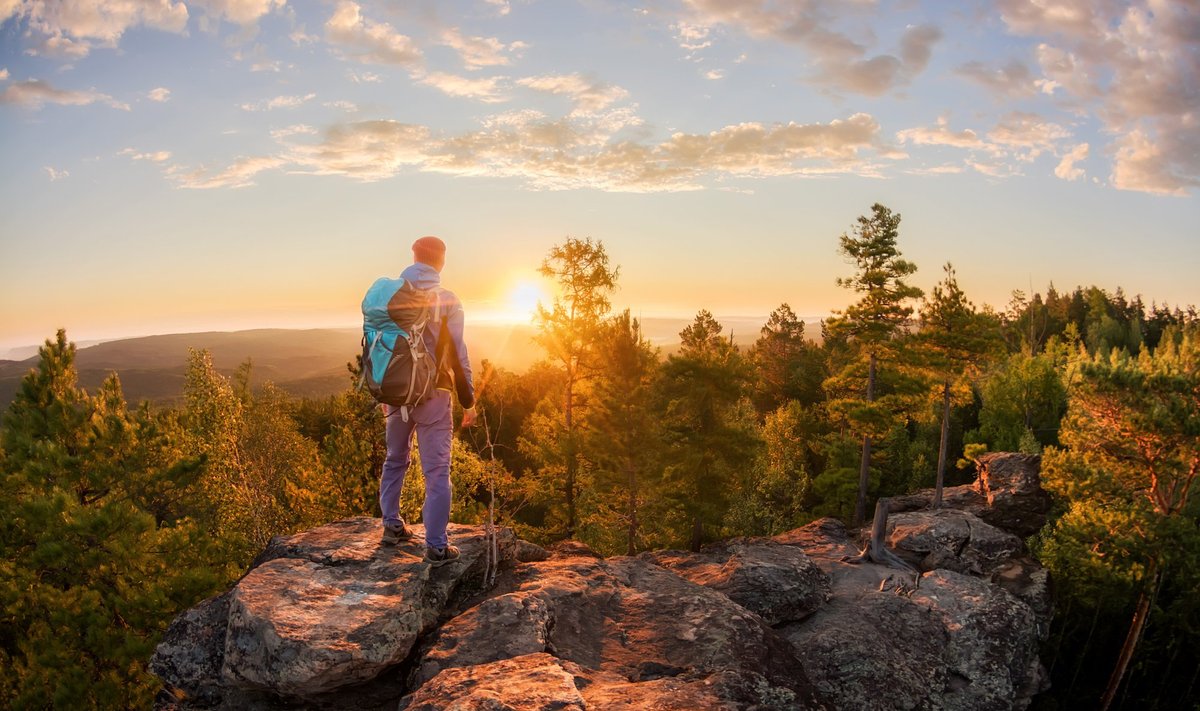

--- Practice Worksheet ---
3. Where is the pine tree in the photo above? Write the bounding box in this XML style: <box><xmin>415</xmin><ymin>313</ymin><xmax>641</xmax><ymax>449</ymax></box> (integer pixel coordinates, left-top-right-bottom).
<box><xmin>917</xmin><ymin>263</ymin><xmax>1002</xmax><ymax>506</ymax></box>
<box><xmin>581</xmin><ymin>311</ymin><xmax>664</xmax><ymax>555</ymax></box>
<box><xmin>657</xmin><ymin>310</ymin><xmax>756</xmax><ymax>550</ymax></box>
<box><xmin>823</xmin><ymin>203</ymin><xmax>923</xmax><ymax>526</ymax></box>
<box><xmin>749</xmin><ymin>303</ymin><xmax>826</xmax><ymax>414</ymax></box>
<box><xmin>527</xmin><ymin>237</ymin><xmax>618</xmax><ymax>539</ymax></box>
<box><xmin>0</xmin><ymin>331</ymin><xmax>228</xmax><ymax>708</ymax></box>
<box><xmin>1038</xmin><ymin>326</ymin><xmax>1200</xmax><ymax>710</ymax></box>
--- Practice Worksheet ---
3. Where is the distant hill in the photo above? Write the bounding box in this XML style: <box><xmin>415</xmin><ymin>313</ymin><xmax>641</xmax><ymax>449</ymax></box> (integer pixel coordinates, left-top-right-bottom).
<box><xmin>0</xmin><ymin>315</ymin><xmax>820</xmax><ymax>408</ymax></box>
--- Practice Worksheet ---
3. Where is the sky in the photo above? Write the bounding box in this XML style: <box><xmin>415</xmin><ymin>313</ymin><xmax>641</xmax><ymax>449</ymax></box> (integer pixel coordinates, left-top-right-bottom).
<box><xmin>1</xmin><ymin>0</ymin><xmax>1197</xmax><ymax>355</ymax></box>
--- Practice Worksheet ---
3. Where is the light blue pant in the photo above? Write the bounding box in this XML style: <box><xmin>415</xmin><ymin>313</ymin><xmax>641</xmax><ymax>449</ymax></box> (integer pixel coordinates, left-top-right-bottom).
<box><xmin>380</xmin><ymin>390</ymin><xmax>453</xmax><ymax>549</ymax></box>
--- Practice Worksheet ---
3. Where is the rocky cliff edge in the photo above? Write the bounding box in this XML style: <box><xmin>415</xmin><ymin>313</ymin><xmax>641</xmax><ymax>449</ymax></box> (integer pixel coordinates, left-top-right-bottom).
<box><xmin>151</xmin><ymin>452</ymin><xmax>1052</xmax><ymax>710</ymax></box>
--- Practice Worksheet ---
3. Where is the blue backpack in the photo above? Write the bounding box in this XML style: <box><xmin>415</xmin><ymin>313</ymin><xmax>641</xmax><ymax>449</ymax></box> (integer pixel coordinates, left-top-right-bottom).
<box><xmin>360</xmin><ymin>277</ymin><xmax>441</xmax><ymax>421</ymax></box>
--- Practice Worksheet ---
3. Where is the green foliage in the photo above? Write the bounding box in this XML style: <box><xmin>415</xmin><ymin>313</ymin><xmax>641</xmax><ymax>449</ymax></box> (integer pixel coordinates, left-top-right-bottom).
<box><xmin>749</xmin><ymin>303</ymin><xmax>825</xmax><ymax>414</ymax></box>
<box><xmin>975</xmin><ymin>349</ymin><xmax>1068</xmax><ymax>451</ymax></box>
<box><xmin>1034</xmin><ymin>325</ymin><xmax>1200</xmax><ymax>708</ymax></box>
<box><xmin>0</xmin><ymin>331</ymin><xmax>231</xmax><ymax>709</ymax></box>
<box><xmin>726</xmin><ymin>401</ymin><xmax>822</xmax><ymax>536</ymax></box>
<box><xmin>657</xmin><ymin>310</ymin><xmax>758</xmax><ymax>550</ymax></box>
<box><xmin>579</xmin><ymin>311</ymin><xmax>665</xmax><ymax>555</ymax></box>
<box><xmin>823</xmin><ymin>203</ymin><xmax>924</xmax><ymax>524</ymax></box>
<box><xmin>526</xmin><ymin>236</ymin><xmax>619</xmax><ymax>539</ymax></box>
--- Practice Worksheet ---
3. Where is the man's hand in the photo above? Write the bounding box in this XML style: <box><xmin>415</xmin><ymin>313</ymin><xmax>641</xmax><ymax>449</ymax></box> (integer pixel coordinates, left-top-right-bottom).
<box><xmin>461</xmin><ymin>406</ymin><xmax>479</xmax><ymax>428</ymax></box>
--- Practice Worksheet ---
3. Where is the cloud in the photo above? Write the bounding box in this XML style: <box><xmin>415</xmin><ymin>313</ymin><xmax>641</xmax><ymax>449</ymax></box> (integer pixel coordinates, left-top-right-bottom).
<box><xmin>1054</xmin><ymin>142</ymin><xmax>1088</xmax><ymax>181</ymax></box>
<box><xmin>896</xmin><ymin>117</ymin><xmax>983</xmax><ymax>148</ymax></box>
<box><xmin>997</xmin><ymin>0</ymin><xmax>1200</xmax><ymax>194</ymax></box>
<box><xmin>286</xmin><ymin>121</ymin><xmax>433</xmax><ymax>180</ymax></box>
<box><xmin>147</xmin><ymin>86</ymin><xmax>170</xmax><ymax>102</ymax></box>
<box><xmin>269</xmin><ymin>124</ymin><xmax>317</xmax><ymax>139</ymax></box>
<box><xmin>260</xmin><ymin>110</ymin><xmax>898</xmax><ymax>192</ymax></box>
<box><xmin>1111</xmin><ymin>126</ymin><xmax>1200</xmax><ymax>196</ymax></box>
<box><xmin>44</xmin><ymin>166</ymin><xmax>69</xmax><ymax>181</ymax></box>
<box><xmin>483</xmin><ymin>0</ymin><xmax>510</xmax><ymax>16</ymax></box>
<box><xmin>240</xmin><ymin>93</ymin><xmax>316</xmax><ymax>111</ymax></box>
<box><xmin>956</xmin><ymin>59</ymin><xmax>1038</xmax><ymax>98</ymax></box>
<box><xmin>419</xmin><ymin>72</ymin><xmax>508</xmax><ymax>103</ymax></box>
<box><xmin>188</xmin><ymin>0</ymin><xmax>282</xmax><ymax>27</ymax></box>
<box><xmin>672</xmin><ymin>22</ymin><xmax>712</xmax><ymax>53</ymax></box>
<box><xmin>996</xmin><ymin>0</ymin><xmax>1110</xmax><ymax>38</ymax></box>
<box><xmin>170</xmin><ymin>155</ymin><xmax>285</xmax><ymax>189</ymax></box>
<box><xmin>120</xmin><ymin>148</ymin><xmax>172</xmax><ymax>162</ymax></box>
<box><xmin>5</xmin><ymin>0</ymin><xmax>189</xmax><ymax>58</ymax></box>
<box><xmin>986</xmin><ymin>111</ymin><xmax>1070</xmax><ymax>159</ymax></box>
<box><xmin>347</xmin><ymin>70</ymin><xmax>382</xmax><ymax>84</ymax></box>
<box><xmin>0</xmin><ymin>67</ymin><xmax>8</xmax><ymax>81</ymax></box>
<box><xmin>674</xmin><ymin>2</ymin><xmax>942</xmax><ymax>95</ymax></box>
<box><xmin>325</xmin><ymin>0</ymin><xmax>422</xmax><ymax>67</ymax></box>
<box><xmin>324</xmin><ymin>99</ymin><xmax>358</xmax><ymax>112</ymax></box>
<box><xmin>516</xmin><ymin>73</ymin><xmax>629</xmax><ymax>113</ymax></box>
<box><xmin>440</xmin><ymin>27</ymin><xmax>527</xmax><ymax>69</ymax></box>
<box><xmin>0</xmin><ymin>78</ymin><xmax>129</xmax><ymax>110</ymax></box>
<box><xmin>705</xmin><ymin>69</ymin><xmax>725</xmax><ymax>80</ymax></box>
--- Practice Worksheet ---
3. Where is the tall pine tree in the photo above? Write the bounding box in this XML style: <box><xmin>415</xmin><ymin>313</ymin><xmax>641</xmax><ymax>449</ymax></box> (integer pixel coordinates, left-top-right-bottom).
<box><xmin>823</xmin><ymin>203</ymin><xmax>923</xmax><ymax>526</ymax></box>
<box><xmin>525</xmin><ymin>237</ymin><xmax>618</xmax><ymax>539</ymax></box>
<box><xmin>657</xmin><ymin>310</ymin><xmax>756</xmax><ymax>550</ymax></box>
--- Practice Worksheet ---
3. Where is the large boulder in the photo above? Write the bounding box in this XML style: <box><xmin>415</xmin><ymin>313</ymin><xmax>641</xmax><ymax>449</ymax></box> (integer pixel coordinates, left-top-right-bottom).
<box><xmin>774</xmin><ymin>509</ymin><xmax>1048</xmax><ymax>711</ymax></box>
<box><xmin>408</xmin><ymin>547</ymin><xmax>826</xmax><ymax>708</ymax></box>
<box><xmin>911</xmin><ymin>570</ymin><xmax>1048</xmax><ymax>709</ymax></box>
<box><xmin>890</xmin><ymin>453</ymin><xmax>1052</xmax><ymax>540</ymax></box>
<box><xmin>885</xmin><ymin>508</ymin><xmax>1025</xmax><ymax>575</ymax></box>
<box><xmin>641</xmin><ymin>539</ymin><xmax>831</xmax><ymax>625</ymax></box>
<box><xmin>152</xmin><ymin>518</ymin><xmax>516</xmax><ymax>705</ymax></box>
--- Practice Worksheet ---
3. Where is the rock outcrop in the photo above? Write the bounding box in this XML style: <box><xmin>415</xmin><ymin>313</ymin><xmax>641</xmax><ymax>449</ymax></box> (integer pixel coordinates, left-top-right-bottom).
<box><xmin>152</xmin><ymin>453</ymin><xmax>1053</xmax><ymax>710</ymax></box>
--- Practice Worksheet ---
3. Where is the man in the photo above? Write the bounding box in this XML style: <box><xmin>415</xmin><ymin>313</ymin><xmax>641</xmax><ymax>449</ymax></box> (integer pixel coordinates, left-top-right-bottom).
<box><xmin>380</xmin><ymin>236</ymin><xmax>477</xmax><ymax>566</ymax></box>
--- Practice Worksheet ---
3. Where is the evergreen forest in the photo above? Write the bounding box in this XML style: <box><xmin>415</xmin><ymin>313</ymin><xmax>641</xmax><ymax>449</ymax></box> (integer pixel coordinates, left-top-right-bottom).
<box><xmin>1</xmin><ymin>203</ymin><xmax>1197</xmax><ymax>710</ymax></box>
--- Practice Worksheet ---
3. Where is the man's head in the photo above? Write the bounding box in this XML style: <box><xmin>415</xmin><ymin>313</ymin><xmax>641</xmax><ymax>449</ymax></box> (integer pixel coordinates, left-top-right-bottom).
<box><xmin>412</xmin><ymin>236</ymin><xmax>447</xmax><ymax>272</ymax></box>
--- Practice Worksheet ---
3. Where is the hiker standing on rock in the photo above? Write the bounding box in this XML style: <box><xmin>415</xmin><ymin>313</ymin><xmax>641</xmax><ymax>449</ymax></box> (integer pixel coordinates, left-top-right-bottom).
<box><xmin>372</xmin><ymin>236</ymin><xmax>477</xmax><ymax>566</ymax></box>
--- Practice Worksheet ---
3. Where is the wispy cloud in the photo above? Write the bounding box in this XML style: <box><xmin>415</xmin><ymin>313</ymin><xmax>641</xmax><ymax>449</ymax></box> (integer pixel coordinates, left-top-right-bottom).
<box><xmin>0</xmin><ymin>67</ymin><xmax>9</xmax><ymax>81</ymax></box>
<box><xmin>240</xmin><ymin>93</ymin><xmax>316</xmax><ymax>111</ymax></box>
<box><xmin>325</xmin><ymin>0</ymin><xmax>422</xmax><ymax>67</ymax></box>
<box><xmin>147</xmin><ymin>86</ymin><xmax>171</xmax><ymax>102</ymax></box>
<box><xmin>191</xmin><ymin>110</ymin><xmax>898</xmax><ymax>193</ymax></box>
<box><xmin>896</xmin><ymin>117</ymin><xmax>983</xmax><ymax>149</ymax></box>
<box><xmin>483</xmin><ymin>0</ymin><xmax>510</xmax><ymax>16</ymax></box>
<box><xmin>673</xmin><ymin>2</ymin><xmax>943</xmax><ymax>96</ymax></box>
<box><xmin>956</xmin><ymin>59</ymin><xmax>1038</xmax><ymax>99</ymax></box>
<box><xmin>440</xmin><ymin>27</ymin><xmax>527</xmax><ymax>69</ymax></box>
<box><xmin>169</xmin><ymin>156</ymin><xmax>285</xmax><ymax>189</ymax></box>
<box><xmin>516</xmin><ymin>73</ymin><xmax>628</xmax><ymax>114</ymax></box>
<box><xmin>44</xmin><ymin>166</ymin><xmax>69</xmax><ymax>181</ymax></box>
<box><xmin>188</xmin><ymin>0</ymin><xmax>283</xmax><ymax>27</ymax></box>
<box><xmin>419</xmin><ymin>72</ymin><xmax>508</xmax><ymax>103</ymax></box>
<box><xmin>0</xmin><ymin>79</ymin><xmax>129</xmax><ymax>110</ymax></box>
<box><xmin>1054</xmin><ymin>142</ymin><xmax>1088</xmax><ymax>182</ymax></box>
<box><xmin>120</xmin><ymin>148</ymin><xmax>172</xmax><ymax>162</ymax></box>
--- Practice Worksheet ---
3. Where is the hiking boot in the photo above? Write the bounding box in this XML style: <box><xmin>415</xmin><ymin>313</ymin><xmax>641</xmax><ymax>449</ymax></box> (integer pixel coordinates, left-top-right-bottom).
<box><xmin>381</xmin><ymin>522</ymin><xmax>414</xmax><ymax>545</ymax></box>
<box><xmin>424</xmin><ymin>545</ymin><xmax>460</xmax><ymax>567</ymax></box>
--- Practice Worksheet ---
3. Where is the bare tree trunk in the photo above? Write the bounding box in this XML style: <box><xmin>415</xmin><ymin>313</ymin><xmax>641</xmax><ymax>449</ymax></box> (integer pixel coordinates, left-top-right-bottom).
<box><xmin>626</xmin><ymin>461</ymin><xmax>637</xmax><ymax>556</ymax></box>
<box><xmin>1099</xmin><ymin>560</ymin><xmax>1160</xmax><ymax>711</ymax></box>
<box><xmin>933</xmin><ymin>380</ymin><xmax>951</xmax><ymax>508</ymax></box>
<box><xmin>843</xmin><ymin>498</ymin><xmax>917</xmax><ymax>578</ymax></box>
<box><xmin>690</xmin><ymin>516</ymin><xmax>703</xmax><ymax>553</ymax></box>
<box><xmin>564</xmin><ymin>378</ymin><xmax>576</xmax><ymax>540</ymax></box>
<box><xmin>854</xmin><ymin>353</ymin><xmax>877</xmax><ymax>528</ymax></box>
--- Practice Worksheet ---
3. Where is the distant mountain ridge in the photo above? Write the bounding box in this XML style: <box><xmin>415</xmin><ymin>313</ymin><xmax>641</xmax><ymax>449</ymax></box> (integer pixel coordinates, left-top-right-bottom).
<box><xmin>0</xmin><ymin>316</ymin><xmax>817</xmax><ymax>408</ymax></box>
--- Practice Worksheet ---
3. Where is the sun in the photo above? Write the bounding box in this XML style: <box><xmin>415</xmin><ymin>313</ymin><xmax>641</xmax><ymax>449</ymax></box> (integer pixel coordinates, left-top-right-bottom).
<box><xmin>504</xmin><ymin>280</ymin><xmax>549</xmax><ymax>324</ymax></box>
